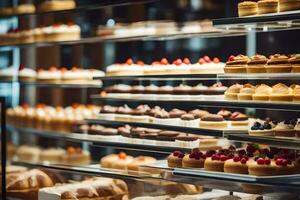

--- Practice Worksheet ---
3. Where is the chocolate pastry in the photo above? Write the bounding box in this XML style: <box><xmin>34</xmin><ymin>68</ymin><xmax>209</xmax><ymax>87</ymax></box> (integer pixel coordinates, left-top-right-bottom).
<box><xmin>140</xmin><ymin>133</ymin><xmax>158</xmax><ymax>140</ymax></box>
<box><xmin>145</xmin><ymin>84</ymin><xmax>159</xmax><ymax>94</ymax></box>
<box><xmin>131</xmin><ymin>85</ymin><xmax>145</xmax><ymax>93</ymax></box>
<box><xmin>153</xmin><ymin>109</ymin><xmax>170</xmax><ymax>118</ymax></box>
<box><xmin>131</xmin><ymin>104</ymin><xmax>151</xmax><ymax>116</ymax></box>
<box><xmin>145</xmin><ymin>128</ymin><xmax>161</xmax><ymax>134</ymax></box>
<box><xmin>87</xmin><ymin>125</ymin><xmax>105</xmax><ymax>135</ymax></box>
<box><xmin>159</xmin><ymin>85</ymin><xmax>174</xmax><ymax>94</ymax></box>
<box><xmin>181</xmin><ymin>113</ymin><xmax>195</xmax><ymax>121</ymax></box>
<box><xmin>173</xmin><ymin>84</ymin><xmax>193</xmax><ymax>95</ymax></box>
<box><xmin>157</xmin><ymin>131</ymin><xmax>181</xmax><ymax>141</ymax></box>
<box><xmin>131</xmin><ymin>127</ymin><xmax>147</xmax><ymax>138</ymax></box>
<box><xmin>228</xmin><ymin>112</ymin><xmax>248</xmax><ymax>121</ymax></box>
<box><xmin>169</xmin><ymin>108</ymin><xmax>187</xmax><ymax>118</ymax></box>
<box><xmin>118</xmin><ymin>125</ymin><xmax>131</xmax><ymax>138</ymax></box>
<box><xmin>191</xmin><ymin>84</ymin><xmax>208</xmax><ymax>95</ymax></box>
<box><xmin>175</xmin><ymin>135</ymin><xmax>199</xmax><ymax>141</ymax></box>
<box><xmin>188</xmin><ymin>109</ymin><xmax>209</xmax><ymax>119</ymax></box>
<box><xmin>201</xmin><ymin>114</ymin><xmax>224</xmax><ymax>121</ymax></box>
<box><xmin>148</xmin><ymin>106</ymin><xmax>162</xmax><ymax>117</ymax></box>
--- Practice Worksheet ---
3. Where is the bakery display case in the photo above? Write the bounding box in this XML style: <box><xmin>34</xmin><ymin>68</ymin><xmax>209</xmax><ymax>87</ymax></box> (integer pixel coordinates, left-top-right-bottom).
<box><xmin>2</xmin><ymin>0</ymin><xmax>300</xmax><ymax>200</ymax></box>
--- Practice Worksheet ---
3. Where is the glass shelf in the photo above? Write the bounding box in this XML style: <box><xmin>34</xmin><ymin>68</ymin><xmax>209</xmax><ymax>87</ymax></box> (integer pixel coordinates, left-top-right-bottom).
<box><xmin>90</xmin><ymin>95</ymin><xmax>300</xmax><ymax>112</ymax></box>
<box><xmin>7</xmin><ymin>126</ymin><xmax>195</xmax><ymax>154</ymax></box>
<box><xmin>0</xmin><ymin>81</ymin><xmax>102</xmax><ymax>88</ymax></box>
<box><xmin>0</xmin><ymin>0</ymin><xmax>154</xmax><ymax>19</ymax></box>
<box><xmin>85</xmin><ymin>119</ymin><xmax>245</xmax><ymax>137</ymax></box>
<box><xmin>227</xmin><ymin>134</ymin><xmax>300</xmax><ymax>150</ymax></box>
<box><xmin>213</xmin><ymin>10</ymin><xmax>300</xmax><ymax>32</ymax></box>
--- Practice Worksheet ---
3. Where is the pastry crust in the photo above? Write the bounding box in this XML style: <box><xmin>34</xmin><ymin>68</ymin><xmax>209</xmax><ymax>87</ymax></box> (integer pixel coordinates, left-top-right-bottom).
<box><xmin>224</xmin><ymin>159</ymin><xmax>249</xmax><ymax>174</ymax></box>
<box><xmin>258</xmin><ymin>0</ymin><xmax>279</xmax><ymax>14</ymax></box>
<box><xmin>224</xmin><ymin>92</ymin><xmax>238</xmax><ymax>100</ymax></box>
<box><xmin>38</xmin><ymin>0</ymin><xmax>76</xmax><ymax>12</ymax></box>
<box><xmin>265</xmin><ymin>64</ymin><xmax>292</xmax><ymax>73</ymax></box>
<box><xmin>167</xmin><ymin>154</ymin><xmax>183</xmax><ymax>168</ymax></box>
<box><xmin>199</xmin><ymin>121</ymin><xmax>228</xmax><ymax>130</ymax></box>
<box><xmin>182</xmin><ymin>154</ymin><xmax>205</xmax><ymax>168</ymax></box>
<box><xmin>269</xmin><ymin>94</ymin><xmax>293</xmax><ymax>101</ymax></box>
<box><xmin>248</xmin><ymin>129</ymin><xmax>274</xmax><ymax>136</ymax></box>
<box><xmin>274</xmin><ymin>129</ymin><xmax>296</xmax><ymax>137</ymax></box>
<box><xmin>238</xmin><ymin>1</ymin><xmax>258</xmax><ymax>17</ymax></box>
<box><xmin>237</xmin><ymin>93</ymin><xmax>253</xmax><ymax>100</ymax></box>
<box><xmin>279</xmin><ymin>0</ymin><xmax>300</xmax><ymax>11</ymax></box>
<box><xmin>204</xmin><ymin>157</ymin><xmax>225</xmax><ymax>172</ymax></box>
<box><xmin>246</xmin><ymin>65</ymin><xmax>266</xmax><ymax>73</ymax></box>
<box><xmin>224</xmin><ymin>66</ymin><xmax>247</xmax><ymax>73</ymax></box>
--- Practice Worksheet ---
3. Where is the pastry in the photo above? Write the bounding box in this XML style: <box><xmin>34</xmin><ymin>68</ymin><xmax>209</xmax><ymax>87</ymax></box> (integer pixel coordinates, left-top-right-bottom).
<box><xmin>18</xmin><ymin>67</ymin><xmax>36</xmax><ymax>82</ymax></box>
<box><xmin>273</xmin><ymin>120</ymin><xmax>296</xmax><ymax>137</ymax></box>
<box><xmin>182</xmin><ymin>148</ymin><xmax>206</xmax><ymax>168</ymax></box>
<box><xmin>38</xmin><ymin>0</ymin><xmax>76</xmax><ymax>12</ymax></box>
<box><xmin>257</xmin><ymin>0</ymin><xmax>279</xmax><ymax>14</ymax></box>
<box><xmin>110</xmin><ymin>152</ymin><xmax>134</xmax><ymax>170</ymax></box>
<box><xmin>180</xmin><ymin>114</ymin><xmax>200</xmax><ymax>128</ymax></box>
<box><xmin>157</xmin><ymin>131</ymin><xmax>181</xmax><ymax>145</ymax></box>
<box><xmin>279</xmin><ymin>0</ymin><xmax>300</xmax><ymax>12</ymax></box>
<box><xmin>252</xmin><ymin>84</ymin><xmax>272</xmax><ymax>101</ymax></box>
<box><xmin>237</xmin><ymin>84</ymin><xmax>255</xmax><ymax>100</ymax></box>
<box><xmin>225</xmin><ymin>84</ymin><xmax>243</xmax><ymax>100</ymax></box>
<box><xmin>228</xmin><ymin>112</ymin><xmax>249</xmax><ymax>128</ymax></box>
<box><xmin>247</xmin><ymin>54</ymin><xmax>268</xmax><ymax>73</ymax></box>
<box><xmin>238</xmin><ymin>1</ymin><xmax>258</xmax><ymax>17</ymax></box>
<box><xmin>16</xmin><ymin>145</ymin><xmax>41</xmax><ymax>163</ymax></box>
<box><xmin>37</xmin><ymin>67</ymin><xmax>62</xmax><ymax>83</ymax></box>
<box><xmin>204</xmin><ymin>82</ymin><xmax>228</xmax><ymax>97</ymax></box>
<box><xmin>127</xmin><ymin>156</ymin><xmax>157</xmax><ymax>174</ymax></box>
<box><xmin>224</xmin><ymin>155</ymin><xmax>250</xmax><ymax>174</ymax></box>
<box><xmin>188</xmin><ymin>109</ymin><xmax>210</xmax><ymax>119</ymax></box>
<box><xmin>39</xmin><ymin>148</ymin><xmax>66</xmax><ymax>163</ymax></box>
<box><xmin>98</xmin><ymin>105</ymin><xmax>117</xmax><ymax>120</ymax></box>
<box><xmin>175</xmin><ymin>135</ymin><xmax>200</xmax><ymax>148</ymax></box>
<box><xmin>217</xmin><ymin>109</ymin><xmax>232</xmax><ymax>120</ymax></box>
<box><xmin>0</xmin><ymin>66</ymin><xmax>18</xmax><ymax>81</ymax></box>
<box><xmin>224</xmin><ymin>54</ymin><xmax>249</xmax><ymax>73</ymax></box>
<box><xmin>289</xmin><ymin>54</ymin><xmax>300</xmax><ymax>72</ymax></box>
<box><xmin>265</xmin><ymin>54</ymin><xmax>291</xmax><ymax>73</ymax></box>
<box><xmin>13</xmin><ymin>4</ymin><xmax>35</xmax><ymax>14</ymax></box>
<box><xmin>61</xmin><ymin>147</ymin><xmax>91</xmax><ymax>165</ymax></box>
<box><xmin>190</xmin><ymin>56</ymin><xmax>225</xmax><ymax>74</ymax></box>
<box><xmin>168</xmin><ymin>151</ymin><xmax>185</xmax><ymax>168</ymax></box>
<box><xmin>204</xmin><ymin>153</ymin><xmax>231</xmax><ymax>172</ymax></box>
<box><xmin>199</xmin><ymin>114</ymin><xmax>228</xmax><ymax>129</ymax></box>
<box><xmin>249</xmin><ymin>121</ymin><xmax>274</xmax><ymax>136</ymax></box>
<box><xmin>269</xmin><ymin>83</ymin><xmax>293</xmax><ymax>101</ymax></box>
<box><xmin>87</xmin><ymin>124</ymin><xmax>105</xmax><ymax>135</ymax></box>
<box><xmin>100</xmin><ymin>154</ymin><xmax>119</xmax><ymax>168</ymax></box>
<box><xmin>130</xmin><ymin>104</ymin><xmax>150</xmax><ymax>122</ymax></box>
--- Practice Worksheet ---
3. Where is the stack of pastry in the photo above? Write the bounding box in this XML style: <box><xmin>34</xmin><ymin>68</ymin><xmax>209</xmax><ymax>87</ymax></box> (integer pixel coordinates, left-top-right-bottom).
<box><xmin>106</xmin><ymin>57</ymin><xmax>224</xmax><ymax>76</ymax></box>
<box><xmin>225</xmin><ymin>83</ymin><xmax>299</xmax><ymax>102</ymax></box>
<box><xmin>238</xmin><ymin>0</ymin><xmax>300</xmax><ymax>17</ymax></box>
<box><xmin>167</xmin><ymin>145</ymin><xmax>300</xmax><ymax>176</ymax></box>
<box><xmin>6</xmin><ymin>103</ymin><xmax>101</xmax><ymax>133</ymax></box>
<box><xmin>225</xmin><ymin>54</ymin><xmax>300</xmax><ymax>73</ymax></box>
<box><xmin>38</xmin><ymin>177</ymin><xmax>128</xmax><ymax>200</ymax></box>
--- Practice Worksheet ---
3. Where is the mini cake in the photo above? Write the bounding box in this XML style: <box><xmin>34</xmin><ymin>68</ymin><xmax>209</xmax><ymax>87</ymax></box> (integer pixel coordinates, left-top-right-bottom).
<box><xmin>175</xmin><ymin>135</ymin><xmax>200</xmax><ymax>148</ymax></box>
<box><xmin>225</xmin><ymin>84</ymin><xmax>243</xmax><ymax>100</ymax></box>
<box><xmin>167</xmin><ymin>58</ymin><xmax>191</xmax><ymax>75</ymax></box>
<box><xmin>199</xmin><ymin>114</ymin><xmax>228</xmax><ymax>130</ymax></box>
<box><xmin>204</xmin><ymin>153</ymin><xmax>231</xmax><ymax>172</ymax></box>
<box><xmin>127</xmin><ymin>156</ymin><xmax>157</xmax><ymax>173</ymax></box>
<box><xmin>269</xmin><ymin>83</ymin><xmax>293</xmax><ymax>101</ymax></box>
<box><xmin>18</xmin><ymin>67</ymin><xmax>36</xmax><ymax>82</ymax></box>
<box><xmin>110</xmin><ymin>152</ymin><xmax>134</xmax><ymax>170</ymax></box>
<box><xmin>279</xmin><ymin>0</ymin><xmax>300</xmax><ymax>12</ymax></box>
<box><xmin>168</xmin><ymin>151</ymin><xmax>185</xmax><ymax>168</ymax></box>
<box><xmin>253</xmin><ymin>84</ymin><xmax>272</xmax><ymax>101</ymax></box>
<box><xmin>16</xmin><ymin>145</ymin><xmax>41</xmax><ymax>163</ymax></box>
<box><xmin>173</xmin><ymin>84</ymin><xmax>192</xmax><ymax>99</ymax></box>
<box><xmin>265</xmin><ymin>54</ymin><xmax>291</xmax><ymax>73</ymax></box>
<box><xmin>87</xmin><ymin>124</ymin><xmax>105</xmax><ymax>135</ymax></box>
<box><xmin>228</xmin><ymin>112</ymin><xmax>249</xmax><ymax>128</ymax></box>
<box><xmin>289</xmin><ymin>54</ymin><xmax>300</xmax><ymax>72</ymax></box>
<box><xmin>257</xmin><ymin>0</ymin><xmax>279</xmax><ymax>14</ymax></box>
<box><xmin>224</xmin><ymin>156</ymin><xmax>250</xmax><ymax>174</ymax></box>
<box><xmin>61</xmin><ymin>147</ymin><xmax>91</xmax><ymax>165</ymax></box>
<box><xmin>61</xmin><ymin>67</ymin><xmax>90</xmax><ymax>83</ymax></box>
<box><xmin>38</xmin><ymin>0</ymin><xmax>76</xmax><ymax>12</ymax></box>
<box><xmin>39</xmin><ymin>148</ymin><xmax>66</xmax><ymax>163</ymax></box>
<box><xmin>224</xmin><ymin>54</ymin><xmax>249</xmax><ymax>73</ymax></box>
<box><xmin>238</xmin><ymin>1</ymin><xmax>258</xmax><ymax>17</ymax></box>
<box><xmin>190</xmin><ymin>56</ymin><xmax>225</xmax><ymax>74</ymax></box>
<box><xmin>100</xmin><ymin>154</ymin><xmax>119</xmax><ymax>168</ymax></box>
<box><xmin>37</xmin><ymin>67</ymin><xmax>61</xmax><ymax>83</ymax></box>
<box><xmin>249</xmin><ymin>121</ymin><xmax>274</xmax><ymax>136</ymax></box>
<box><xmin>182</xmin><ymin>148</ymin><xmax>206</xmax><ymax>168</ymax></box>
<box><xmin>247</xmin><ymin>55</ymin><xmax>268</xmax><ymax>73</ymax></box>
<box><xmin>191</xmin><ymin>84</ymin><xmax>208</xmax><ymax>95</ymax></box>
<box><xmin>237</xmin><ymin>84</ymin><xmax>255</xmax><ymax>100</ymax></box>
<box><xmin>273</xmin><ymin>120</ymin><xmax>296</xmax><ymax>137</ymax></box>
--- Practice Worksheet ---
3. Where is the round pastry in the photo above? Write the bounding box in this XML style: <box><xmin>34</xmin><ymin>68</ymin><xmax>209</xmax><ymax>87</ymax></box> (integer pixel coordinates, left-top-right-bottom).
<box><xmin>182</xmin><ymin>148</ymin><xmax>206</xmax><ymax>168</ymax></box>
<box><xmin>291</xmin><ymin>84</ymin><xmax>300</xmax><ymax>101</ymax></box>
<box><xmin>217</xmin><ymin>109</ymin><xmax>232</xmax><ymax>120</ymax></box>
<box><xmin>61</xmin><ymin>147</ymin><xmax>91</xmax><ymax>166</ymax></box>
<box><xmin>273</xmin><ymin>120</ymin><xmax>295</xmax><ymax>137</ymax></box>
<box><xmin>37</xmin><ymin>67</ymin><xmax>62</xmax><ymax>83</ymax></box>
<box><xmin>238</xmin><ymin>1</ymin><xmax>258</xmax><ymax>17</ymax></box>
<box><xmin>127</xmin><ymin>156</ymin><xmax>157</xmax><ymax>173</ymax></box>
<box><xmin>237</xmin><ymin>84</ymin><xmax>255</xmax><ymax>100</ymax></box>
<box><xmin>224</xmin><ymin>55</ymin><xmax>249</xmax><ymax>73</ymax></box>
<box><xmin>100</xmin><ymin>154</ymin><xmax>119</xmax><ymax>168</ymax></box>
<box><xmin>39</xmin><ymin>148</ymin><xmax>66</xmax><ymax>163</ymax></box>
<box><xmin>252</xmin><ymin>84</ymin><xmax>272</xmax><ymax>101</ymax></box>
<box><xmin>157</xmin><ymin>131</ymin><xmax>181</xmax><ymax>142</ymax></box>
<box><xmin>279</xmin><ymin>0</ymin><xmax>300</xmax><ymax>12</ymax></box>
<box><xmin>131</xmin><ymin>85</ymin><xmax>145</xmax><ymax>94</ymax></box>
<box><xmin>257</xmin><ymin>0</ymin><xmax>279</xmax><ymax>14</ymax></box>
<box><xmin>289</xmin><ymin>54</ymin><xmax>300</xmax><ymax>72</ymax></box>
<box><xmin>204</xmin><ymin>154</ymin><xmax>231</xmax><ymax>172</ymax></box>
<box><xmin>224</xmin><ymin>156</ymin><xmax>250</xmax><ymax>174</ymax></box>
<box><xmin>249</xmin><ymin>121</ymin><xmax>274</xmax><ymax>136</ymax></box>
<box><xmin>168</xmin><ymin>151</ymin><xmax>185</xmax><ymax>168</ymax></box>
<box><xmin>269</xmin><ymin>83</ymin><xmax>293</xmax><ymax>101</ymax></box>
<box><xmin>247</xmin><ymin>54</ymin><xmax>268</xmax><ymax>73</ymax></box>
<box><xmin>118</xmin><ymin>125</ymin><xmax>132</xmax><ymax>138</ymax></box>
<box><xmin>110</xmin><ymin>152</ymin><xmax>134</xmax><ymax>170</ymax></box>
<box><xmin>265</xmin><ymin>54</ymin><xmax>291</xmax><ymax>73</ymax></box>
<box><xmin>228</xmin><ymin>112</ymin><xmax>249</xmax><ymax>128</ymax></box>
<box><xmin>199</xmin><ymin>114</ymin><xmax>228</xmax><ymax>130</ymax></box>
<box><xmin>224</xmin><ymin>84</ymin><xmax>243</xmax><ymax>100</ymax></box>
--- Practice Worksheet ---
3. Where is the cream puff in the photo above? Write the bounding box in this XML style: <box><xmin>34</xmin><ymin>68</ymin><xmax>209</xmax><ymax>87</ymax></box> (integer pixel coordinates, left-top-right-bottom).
<box><xmin>237</xmin><ymin>84</ymin><xmax>255</xmax><ymax>100</ymax></box>
<box><xmin>253</xmin><ymin>84</ymin><xmax>272</xmax><ymax>101</ymax></box>
<box><xmin>225</xmin><ymin>83</ymin><xmax>243</xmax><ymax>100</ymax></box>
<box><xmin>269</xmin><ymin>83</ymin><xmax>293</xmax><ymax>101</ymax></box>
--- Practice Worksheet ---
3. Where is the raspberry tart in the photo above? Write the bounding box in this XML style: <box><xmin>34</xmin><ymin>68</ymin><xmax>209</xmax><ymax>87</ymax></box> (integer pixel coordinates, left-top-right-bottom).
<box><xmin>168</xmin><ymin>151</ymin><xmax>185</xmax><ymax>168</ymax></box>
<box><xmin>182</xmin><ymin>148</ymin><xmax>206</xmax><ymax>168</ymax></box>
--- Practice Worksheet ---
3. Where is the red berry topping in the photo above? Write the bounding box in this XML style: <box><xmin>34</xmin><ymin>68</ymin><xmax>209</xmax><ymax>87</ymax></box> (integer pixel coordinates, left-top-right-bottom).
<box><xmin>228</xmin><ymin>145</ymin><xmax>236</xmax><ymax>151</ymax></box>
<box><xmin>287</xmin><ymin>159</ymin><xmax>292</xmax><ymax>165</ymax></box>
<box><xmin>212</xmin><ymin>154</ymin><xmax>220</xmax><ymax>161</ymax></box>
<box><xmin>264</xmin><ymin>158</ymin><xmax>271</xmax><ymax>165</ymax></box>
<box><xmin>282</xmin><ymin>159</ymin><xmax>288</xmax><ymax>166</ymax></box>
<box><xmin>203</xmin><ymin>55</ymin><xmax>211</xmax><ymax>63</ymax></box>
<box><xmin>206</xmin><ymin>150</ymin><xmax>216</xmax><ymax>157</ymax></box>
<box><xmin>126</xmin><ymin>58</ymin><xmax>134</xmax><ymax>65</ymax></box>
<box><xmin>246</xmin><ymin>145</ymin><xmax>256</xmax><ymax>153</ymax></box>
<box><xmin>19</xmin><ymin>64</ymin><xmax>25</xmax><ymax>70</ymax></box>
<box><xmin>276</xmin><ymin>158</ymin><xmax>283</xmax><ymax>166</ymax></box>
<box><xmin>183</xmin><ymin>58</ymin><xmax>191</xmax><ymax>64</ymax></box>
<box><xmin>137</xmin><ymin>61</ymin><xmax>144</xmax><ymax>66</ymax></box>
<box><xmin>173</xmin><ymin>59</ymin><xmax>182</xmax><ymax>65</ymax></box>
<box><xmin>213</xmin><ymin>57</ymin><xmax>220</xmax><ymax>63</ymax></box>
<box><xmin>201</xmin><ymin>154</ymin><xmax>207</xmax><ymax>159</ymax></box>
<box><xmin>233</xmin><ymin>156</ymin><xmax>241</xmax><ymax>162</ymax></box>
<box><xmin>238</xmin><ymin>149</ymin><xmax>246</xmax><ymax>156</ymax></box>
<box><xmin>198</xmin><ymin>58</ymin><xmax>205</xmax><ymax>64</ymax></box>
<box><xmin>240</xmin><ymin>158</ymin><xmax>247</xmax><ymax>164</ymax></box>
<box><xmin>261</xmin><ymin>148</ymin><xmax>270</xmax><ymax>155</ymax></box>
<box><xmin>257</xmin><ymin>158</ymin><xmax>265</xmax><ymax>165</ymax></box>
<box><xmin>160</xmin><ymin>58</ymin><xmax>169</xmax><ymax>65</ymax></box>
<box><xmin>228</xmin><ymin>55</ymin><xmax>235</xmax><ymax>61</ymax></box>
<box><xmin>220</xmin><ymin>155</ymin><xmax>228</xmax><ymax>161</ymax></box>
<box><xmin>194</xmin><ymin>153</ymin><xmax>201</xmax><ymax>160</ymax></box>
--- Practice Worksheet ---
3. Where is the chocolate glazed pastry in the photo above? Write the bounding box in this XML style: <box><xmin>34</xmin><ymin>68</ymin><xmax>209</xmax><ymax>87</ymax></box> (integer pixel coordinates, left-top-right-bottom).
<box><xmin>131</xmin><ymin>127</ymin><xmax>147</xmax><ymax>138</ymax></box>
<box><xmin>157</xmin><ymin>131</ymin><xmax>181</xmax><ymax>141</ymax></box>
<box><xmin>169</xmin><ymin>108</ymin><xmax>187</xmax><ymax>118</ymax></box>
